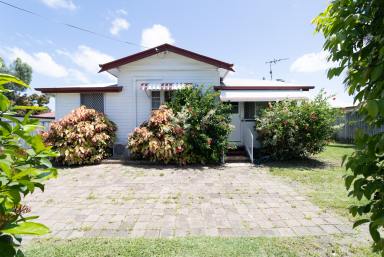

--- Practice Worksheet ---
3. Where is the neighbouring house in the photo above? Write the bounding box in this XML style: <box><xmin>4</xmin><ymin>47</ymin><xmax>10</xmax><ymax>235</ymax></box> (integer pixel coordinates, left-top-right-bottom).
<box><xmin>36</xmin><ymin>44</ymin><xmax>314</xmax><ymax>160</ymax></box>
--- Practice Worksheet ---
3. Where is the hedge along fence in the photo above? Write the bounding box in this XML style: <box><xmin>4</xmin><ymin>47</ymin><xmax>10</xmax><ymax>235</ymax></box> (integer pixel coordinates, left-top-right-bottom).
<box><xmin>334</xmin><ymin>108</ymin><xmax>384</xmax><ymax>143</ymax></box>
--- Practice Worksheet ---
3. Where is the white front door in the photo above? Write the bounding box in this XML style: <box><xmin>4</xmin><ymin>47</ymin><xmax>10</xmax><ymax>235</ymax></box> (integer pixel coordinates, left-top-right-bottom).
<box><xmin>229</xmin><ymin>102</ymin><xmax>241</xmax><ymax>143</ymax></box>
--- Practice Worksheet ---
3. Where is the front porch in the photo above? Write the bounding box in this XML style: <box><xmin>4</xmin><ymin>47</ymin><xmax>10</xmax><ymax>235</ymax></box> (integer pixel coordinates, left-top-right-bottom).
<box><xmin>215</xmin><ymin>81</ymin><xmax>313</xmax><ymax>163</ymax></box>
<box><xmin>225</xmin><ymin>102</ymin><xmax>266</xmax><ymax>163</ymax></box>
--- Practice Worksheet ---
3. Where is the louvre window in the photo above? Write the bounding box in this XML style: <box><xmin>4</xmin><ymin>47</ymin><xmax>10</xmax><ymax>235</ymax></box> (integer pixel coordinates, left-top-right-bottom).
<box><xmin>80</xmin><ymin>93</ymin><xmax>104</xmax><ymax>113</ymax></box>
<box><xmin>151</xmin><ymin>91</ymin><xmax>161</xmax><ymax>110</ymax></box>
<box><xmin>244</xmin><ymin>102</ymin><xmax>256</xmax><ymax>120</ymax></box>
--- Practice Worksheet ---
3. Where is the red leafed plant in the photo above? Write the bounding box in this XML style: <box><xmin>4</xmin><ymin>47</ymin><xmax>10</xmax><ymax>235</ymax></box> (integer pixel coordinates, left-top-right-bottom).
<box><xmin>128</xmin><ymin>105</ymin><xmax>186</xmax><ymax>164</ymax></box>
<box><xmin>42</xmin><ymin>106</ymin><xmax>116</xmax><ymax>165</ymax></box>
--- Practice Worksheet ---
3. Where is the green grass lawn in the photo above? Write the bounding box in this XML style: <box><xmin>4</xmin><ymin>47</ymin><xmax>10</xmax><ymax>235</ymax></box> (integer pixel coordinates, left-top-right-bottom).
<box><xmin>25</xmin><ymin>236</ymin><xmax>377</xmax><ymax>257</ymax></box>
<box><xmin>268</xmin><ymin>143</ymin><xmax>365</xmax><ymax>219</ymax></box>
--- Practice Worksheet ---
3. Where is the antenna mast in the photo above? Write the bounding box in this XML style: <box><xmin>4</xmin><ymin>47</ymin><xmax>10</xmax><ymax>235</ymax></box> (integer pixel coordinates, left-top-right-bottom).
<box><xmin>265</xmin><ymin>58</ymin><xmax>289</xmax><ymax>80</ymax></box>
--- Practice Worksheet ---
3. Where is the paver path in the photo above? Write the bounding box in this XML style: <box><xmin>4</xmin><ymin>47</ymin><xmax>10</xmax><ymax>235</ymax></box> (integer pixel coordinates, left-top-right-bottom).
<box><xmin>25</xmin><ymin>163</ymin><xmax>353</xmax><ymax>239</ymax></box>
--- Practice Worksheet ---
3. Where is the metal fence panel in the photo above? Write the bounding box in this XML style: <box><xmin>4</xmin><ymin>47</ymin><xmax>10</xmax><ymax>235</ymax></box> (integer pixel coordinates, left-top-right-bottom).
<box><xmin>334</xmin><ymin>111</ymin><xmax>384</xmax><ymax>143</ymax></box>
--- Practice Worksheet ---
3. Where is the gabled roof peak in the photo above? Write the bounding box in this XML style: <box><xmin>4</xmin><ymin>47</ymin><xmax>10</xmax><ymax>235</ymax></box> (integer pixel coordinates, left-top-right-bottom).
<box><xmin>99</xmin><ymin>43</ymin><xmax>234</xmax><ymax>72</ymax></box>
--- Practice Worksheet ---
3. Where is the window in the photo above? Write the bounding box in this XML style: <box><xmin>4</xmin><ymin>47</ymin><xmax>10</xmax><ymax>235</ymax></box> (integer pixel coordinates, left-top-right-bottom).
<box><xmin>151</xmin><ymin>91</ymin><xmax>161</xmax><ymax>110</ymax></box>
<box><xmin>164</xmin><ymin>91</ymin><xmax>173</xmax><ymax>103</ymax></box>
<box><xmin>80</xmin><ymin>93</ymin><xmax>104</xmax><ymax>113</ymax></box>
<box><xmin>230</xmin><ymin>102</ymin><xmax>239</xmax><ymax>114</ymax></box>
<box><xmin>244</xmin><ymin>102</ymin><xmax>256</xmax><ymax>120</ymax></box>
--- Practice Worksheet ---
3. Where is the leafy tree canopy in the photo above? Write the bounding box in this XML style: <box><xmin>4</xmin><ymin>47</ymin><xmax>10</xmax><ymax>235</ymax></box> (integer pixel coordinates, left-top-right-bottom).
<box><xmin>314</xmin><ymin>0</ymin><xmax>384</xmax><ymax>253</ymax></box>
<box><xmin>0</xmin><ymin>73</ymin><xmax>58</xmax><ymax>257</ymax></box>
<box><xmin>0</xmin><ymin>57</ymin><xmax>49</xmax><ymax>114</ymax></box>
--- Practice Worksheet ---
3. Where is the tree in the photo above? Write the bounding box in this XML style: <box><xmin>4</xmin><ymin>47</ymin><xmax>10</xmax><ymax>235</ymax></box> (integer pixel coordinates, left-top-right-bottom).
<box><xmin>0</xmin><ymin>73</ymin><xmax>58</xmax><ymax>257</ymax></box>
<box><xmin>0</xmin><ymin>57</ymin><xmax>31</xmax><ymax>95</ymax></box>
<box><xmin>314</xmin><ymin>0</ymin><xmax>384</xmax><ymax>254</ymax></box>
<box><xmin>0</xmin><ymin>57</ymin><xmax>50</xmax><ymax>114</ymax></box>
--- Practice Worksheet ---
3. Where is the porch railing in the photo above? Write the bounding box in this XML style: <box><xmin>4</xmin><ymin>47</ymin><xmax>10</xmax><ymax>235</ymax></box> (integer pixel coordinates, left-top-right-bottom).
<box><xmin>242</xmin><ymin>126</ymin><xmax>254</xmax><ymax>163</ymax></box>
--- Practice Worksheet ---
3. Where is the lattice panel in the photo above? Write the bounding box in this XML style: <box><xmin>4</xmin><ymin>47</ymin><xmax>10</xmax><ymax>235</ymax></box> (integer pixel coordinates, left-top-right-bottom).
<box><xmin>80</xmin><ymin>93</ymin><xmax>104</xmax><ymax>113</ymax></box>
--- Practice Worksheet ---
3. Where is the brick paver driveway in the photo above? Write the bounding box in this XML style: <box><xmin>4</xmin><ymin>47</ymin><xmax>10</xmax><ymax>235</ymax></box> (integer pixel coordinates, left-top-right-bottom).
<box><xmin>25</xmin><ymin>163</ymin><xmax>352</xmax><ymax>239</ymax></box>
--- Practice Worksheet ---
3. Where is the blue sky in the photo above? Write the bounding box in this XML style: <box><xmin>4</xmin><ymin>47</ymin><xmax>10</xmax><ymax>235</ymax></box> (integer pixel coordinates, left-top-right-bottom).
<box><xmin>0</xmin><ymin>0</ymin><xmax>353</xmax><ymax>108</ymax></box>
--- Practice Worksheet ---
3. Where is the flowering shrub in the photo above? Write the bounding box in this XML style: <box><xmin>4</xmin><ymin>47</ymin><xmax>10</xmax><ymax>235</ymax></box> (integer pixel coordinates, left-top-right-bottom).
<box><xmin>167</xmin><ymin>86</ymin><xmax>232</xmax><ymax>164</ymax></box>
<box><xmin>128</xmin><ymin>87</ymin><xmax>232</xmax><ymax>164</ymax></box>
<box><xmin>128</xmin><ymin>106</ymin><xmax>186</xmax><ymax>164</ymax></box>
<box><xmin>43</xmin><ymin>106</ymin><xmax>116</xmax><ymax>165</ymax></box>
<box><xmin>256</xmin><ymin>91</ymin><xmax>339</xmax><ymax>160</ymax></box>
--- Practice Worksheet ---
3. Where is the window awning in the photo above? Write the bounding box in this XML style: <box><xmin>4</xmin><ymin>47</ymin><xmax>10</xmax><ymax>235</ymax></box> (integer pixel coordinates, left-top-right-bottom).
<box><xmin>140</xmin><ymin>83</ymin><xmax>193</xmax><ymax>91</ymax></box>
<box><xmin>219</xmin><ymin>90</ymin><xmax>308</xmax><ymax>102</ymax></box>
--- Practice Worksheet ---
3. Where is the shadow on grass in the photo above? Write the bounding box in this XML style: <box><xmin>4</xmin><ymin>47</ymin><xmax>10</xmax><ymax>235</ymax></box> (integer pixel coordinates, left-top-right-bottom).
<box><xmin>260</xmin><ymin>157</ymin><xmax>330</xmax><ymax>170</ymax></box>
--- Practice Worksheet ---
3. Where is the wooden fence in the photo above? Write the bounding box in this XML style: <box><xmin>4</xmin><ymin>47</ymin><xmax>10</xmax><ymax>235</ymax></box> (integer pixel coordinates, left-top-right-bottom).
<box><xmin>334</xmin><ymin>110</ymin><xmax>384</xmax><ymax>143</ymax></box>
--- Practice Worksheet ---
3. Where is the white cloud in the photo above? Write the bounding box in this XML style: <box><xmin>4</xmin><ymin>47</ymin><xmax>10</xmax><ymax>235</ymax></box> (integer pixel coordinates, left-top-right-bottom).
<box><xmin>7</xmin><ymin>47</ymin><xmax>68</xmax><ymax>78</ymax></box>
<box><xmin>290</xmin><ymin>51</ymin><xmax>336</xmax><ymax>73</ymax></box>
<box><xmin>1</xmin><ymin>45</ymin><xmax>116</xmax><ymax>84</ymax></box>
<box><xmin>110</xmin><ymin>18</ymin><xmax>130</xmax><ymax>36</ymax></box>
<box><xmin>141</xmin><ymin>24</ymin><xmax>175</xmax><ymax>49</ymax></box>
<box><xmin>68</xmin><ymin>69</ymin><xmax>90</xmax><ymax>83</ymax></box>
<box><xmin>58</xmin><ymin>45</ymin><xmax>114</xmax><ymax>74</ymax></box>
<box><xmin>40</xmin><ymin>0</ymin><xmax>77</xmax><ymax>10</ymax></box>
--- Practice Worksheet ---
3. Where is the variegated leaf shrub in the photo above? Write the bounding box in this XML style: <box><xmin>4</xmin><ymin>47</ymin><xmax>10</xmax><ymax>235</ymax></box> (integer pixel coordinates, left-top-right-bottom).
<box><xmin>128</xmin><ymin>105</ymin><xmax>186</xmax><ymax>164</ymax></box>
<box><xmin>42</xmin><ymin>106</ymin><xmax>116</xmax><ymax>165</ymax></box>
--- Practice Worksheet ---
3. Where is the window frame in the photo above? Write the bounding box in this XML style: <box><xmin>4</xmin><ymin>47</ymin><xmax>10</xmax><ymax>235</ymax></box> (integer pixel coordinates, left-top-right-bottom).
<box><xmin>243</xmin><ymin>102</ymin><xmax>256</xmax><ymax>121</ymax></box>
<box><xmin>243</xmin><ymin>102</ymin><xmax>269</xmax><ymax>121</ymax></box>
<box><xmin>151</xmin><ymin>91</ymin><xmax>161</xmax><ymax>110</ymax></box>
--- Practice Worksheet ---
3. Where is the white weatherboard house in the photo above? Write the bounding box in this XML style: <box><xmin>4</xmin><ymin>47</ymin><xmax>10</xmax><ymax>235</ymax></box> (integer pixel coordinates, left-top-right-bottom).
<box><xmin>36</xmin><ymin>44</ymin><xmax>314</xmax><ymax>161</ymax></box>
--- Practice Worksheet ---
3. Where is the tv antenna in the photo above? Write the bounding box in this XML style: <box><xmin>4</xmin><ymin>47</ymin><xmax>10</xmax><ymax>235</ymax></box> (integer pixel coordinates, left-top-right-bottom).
<box><xmin>265</xmin><ymin>58</ymin><xmax>289</xmax><ymax>80</ymax></box>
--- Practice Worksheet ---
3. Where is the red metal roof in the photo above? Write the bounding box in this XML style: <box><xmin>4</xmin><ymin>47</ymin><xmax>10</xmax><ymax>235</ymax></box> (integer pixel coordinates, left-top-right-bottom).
<box><xmin>213</xmin><ymin>86</ymin><xmax>315</xmax><ymax>91</ymax></box>
<box><xmin>35</xmin><ymin>85</ymin><xmax>123</xmax><ymax>93</ymax></box>
<box><xmin>31</xmin><ymin>112</ymin><xmax>55</xmax><ymax>119</ymax></box>
<box><xmin>99</xmin><ymin>44</ymin><xmax>234</xmax><ymax>72</ymax></box>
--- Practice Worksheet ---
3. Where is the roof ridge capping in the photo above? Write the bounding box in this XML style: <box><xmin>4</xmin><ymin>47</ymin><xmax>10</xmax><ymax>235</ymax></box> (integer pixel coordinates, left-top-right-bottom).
<box><xmin>98</xmin><ymin>43</ymin><xmax>234</xmax><ymax>72</ymax></box>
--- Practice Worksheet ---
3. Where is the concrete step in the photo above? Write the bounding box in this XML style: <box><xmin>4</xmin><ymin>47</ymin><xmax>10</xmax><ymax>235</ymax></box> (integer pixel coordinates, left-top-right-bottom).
<box><xmin>227</xmin><ymin>150</ymin><xmax>247</xmax><ymax>156</ymax></box>
<box><xmin>225</xmin><ymin>155</ymin><xmax>250</xmax><ymax>163</ymax></box>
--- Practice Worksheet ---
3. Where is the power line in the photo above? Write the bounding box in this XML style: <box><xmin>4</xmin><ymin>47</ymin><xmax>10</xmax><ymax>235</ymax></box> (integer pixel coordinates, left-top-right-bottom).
<box><xmin>0</xmin><ymin>0</ymin><xmax>147</xmax><ymax>49</ymax></box>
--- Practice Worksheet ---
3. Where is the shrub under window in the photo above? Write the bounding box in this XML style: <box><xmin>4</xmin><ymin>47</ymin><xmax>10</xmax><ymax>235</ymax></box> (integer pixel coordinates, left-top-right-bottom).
<box><xmin>42</xmin><ymin>106</ymin><xmax>117</xmax><ymax>165</ymax></box>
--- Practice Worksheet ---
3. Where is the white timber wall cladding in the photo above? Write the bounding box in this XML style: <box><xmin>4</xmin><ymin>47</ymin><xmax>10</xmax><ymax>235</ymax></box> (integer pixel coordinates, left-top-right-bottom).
<box><xmin>109</xmin><ymin>52</ymin><xmax>221</xmax><ymax>144</ymax></box>
<box><xmin>55</xmin><ymin>93</ymin><xmax>80</xmax><ymax>119</ymax></box>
